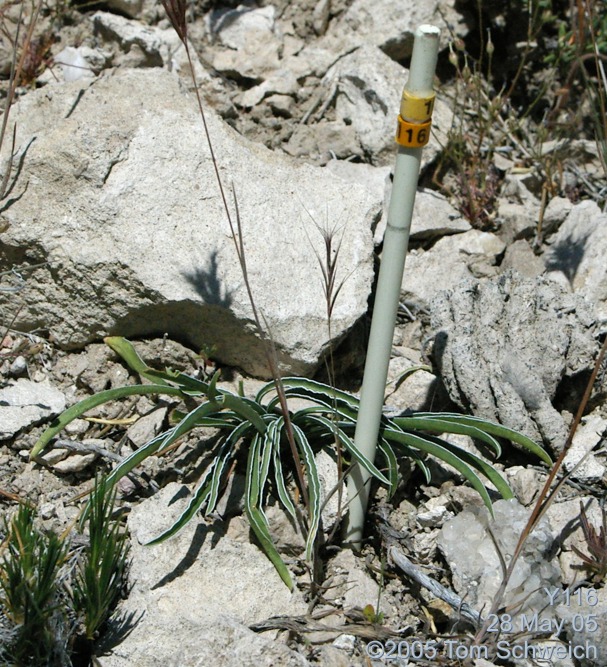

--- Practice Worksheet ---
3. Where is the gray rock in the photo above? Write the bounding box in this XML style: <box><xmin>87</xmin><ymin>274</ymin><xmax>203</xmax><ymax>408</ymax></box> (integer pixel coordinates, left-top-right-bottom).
<box><xmin>408</xmin><ymin>190</ymin><xmax>471</xmax><ymax>241</ymax></box>
<box><xmin>544</xmin><ymin>200</ymin><xmax>607</xmax><ymax>321</ymax></box>
<box><xmin>324</xmin><ymin>160</ymin><xmax>464</xmax><ymax>249</ymax></box>
<box><xmin>239</xmin><ymin>69</ymin><xmax>299</xmax><ymax>108</ymax></box>
<box><xmin>374</xmin><ymin>183</ymin><xmax>469</xmax><ymax>245</ymax></box>
<box><xmin>0</xmin><ymin>380</ymin><xmax>66</xmax><ymax>440</ymax></box>
<box><xmin>318</xmin><ymin>45</ymin><xmax>452</xmax><ymax>167</ymax></box>
<box><xmin>545</xmin><ymin>496</ymin><xmax>604</xmax><ymax>569</ymax></box>
<box><xmin>126</xmin><ymin>407</ymin><xmax>168</xmax><ymax>448</ymax></box>
<box><xmin>8</xmin><ymin>355</ymin><xmax>28</xmax><ymax>377</ymax></box>
<box><xmin>505</xmin><ymin>466</ymin><xmax>543</xmax><ymax>506</ymax></box>
<box><xmin>98</xmin><ymin>616</ymin><xmax>311</xmax><ymax>667</ymax></box>
<box><xmin>265</xmin><ymin>93</ymin><xmax>295</xmax><ymax>117</ymax></box>
<box><xmin>98</xmin><ymin>483</ymin><xmax>310</xmax><ymax>667</ymax></box>
<box><xmin>563</xmin><ymin>412</ymin><xmax>607</xmax><ymax>483</ymax></box>
<box><xmin>279</xmin><ymin>0</ymin><xmax>464</xmax><ymax>83</ymax></box>
<box><xmin>284</xmin><ymin>119</ymin><xmax>362</xmax><ymax>162</ymax></box>
<box><xmin>52</xmin><ymin>47</ymin><xmax>97</xmax><ymax>83</ymax></box>
<box><xmin>210</xmin><ymin>6</ymin><xmax>281</xmax><ymax>81</ymax></box>
<box><xmin>312</xmin><ymin>0</ymin><xmax>331</xmax><ymax>35</ymax></box>
<box><xmin>106</xmin><ymin>0</ymin><xmax>143</xmax><ymax>19</ymax></box>
<box><xmin>501</xmin><ymin>239</ymin><xmax>545</xmax><ymax>279</ymax></box>
<box><xmin>542</xmin><ymin>196</ymin><xmax>574</xmax><ymax>234</ymax></box>
<box><xmin>403</xmin><ymin>230</ymin><xmax>505</xmax><ymax>310</ymax></box>
<box><xmin>315</xmin><ymin>449</ymin><xmax>345</xmax><ymax>534</ymax></box>
<box><xmin>1</xmin><ymin>68</ymin><xmax>377</xmax><ymax>378</ymax></box>
<box><xmin>384</xmin><ymin>356</ymin><xmax>437</xmax><ymax>412</ymax></box>
<box><xmin>326</xmin><ymin>549</ymin><xmax>391</xmax><ymax>616</ymax></box>
<box><xmin>0</xmin><ymin>2</ymin><xmax>20</xmax><ymax>76</ymax></box>
<box><xmin>39</xmin><ymin>447</ymin><xmax>69</xmax><ymax>466</ymax></box>
<box><xmin>323</xmin><ymin>160</ymin><xmax>396</xmax><ymax>244</ymax></box>
<box><xmin>92</xmin><ymin>11</ymin><xmax>168</xmax><ymax>68</ymax></box>
<box><xmin>92</xmin><ymin>12</ymin><xmax>231</xmax><ymax>113</ymax></box>
<box><xmin>438</xmin><ymin>499</ymin><xmax>561</xmax><ymax>616</ymax></box>
<box><xmin>210</xmin><ymin>5</ymin><xmax>276</xmax><ymax>50</ymax></box>
<box><xmin>557</xmin><ymin>586</ymin><xmax>607</xmax><ymax>667</ymax></box>
<box><xmin>497</xmin><ymin>174</ymin><xmax>541</xmax><ymax>244</ymax></box>
<box><xmin>416</xmin><ymin>496</ymin><xmax>452</xmax><ymax>528</ymax></box>
<box><xmin>431</xmin><ymin>271</ymin><xmax>597</xmax><ymax>452</ymax></box>
<box><xmin>323</xmin><ymin>0</ymin><xmax>464</xmax><ymax>61</ymax></box>
<box><xmin>540</xmin><ymin>139</ymin><xmax>605</xmax><ymax>182</ymax></box>
<box><xmin>52</xmin><ymin>452</ymin><xmax>97</xmax><ymax>473</ymax></box>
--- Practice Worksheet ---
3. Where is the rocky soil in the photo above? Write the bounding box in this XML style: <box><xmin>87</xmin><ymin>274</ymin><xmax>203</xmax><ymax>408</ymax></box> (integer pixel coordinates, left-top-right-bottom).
<box><xmin>1</xmin><ymin>0</ymin><xmax>607</xmax><ymax>665</ymax></box>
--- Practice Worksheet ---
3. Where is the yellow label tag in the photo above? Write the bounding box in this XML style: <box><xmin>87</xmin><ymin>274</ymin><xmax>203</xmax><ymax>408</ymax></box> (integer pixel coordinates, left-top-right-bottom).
<box><xmin>400</xmin><ymin>90</ymin><xmax>435</xmax><ymax>122</ymax></box>
<box><xmin>395</xmin><ymin>117</ymin><xmax>432</xmax><ymax>148</ymax></box>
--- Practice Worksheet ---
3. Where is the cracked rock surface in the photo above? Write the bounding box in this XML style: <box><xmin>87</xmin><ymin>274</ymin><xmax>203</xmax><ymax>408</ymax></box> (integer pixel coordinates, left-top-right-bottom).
<box><xmin>431</xmin><ymin>270</ymin><xmax>597</xmax><ymax>452</ymax></box>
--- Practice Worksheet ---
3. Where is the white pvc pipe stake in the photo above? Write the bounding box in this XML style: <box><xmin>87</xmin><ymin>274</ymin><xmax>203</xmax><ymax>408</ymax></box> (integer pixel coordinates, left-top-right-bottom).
<box><xmin>345</xmin><ymin>24</ymin><xmax>440</xmax><ymax>549</ymax></box>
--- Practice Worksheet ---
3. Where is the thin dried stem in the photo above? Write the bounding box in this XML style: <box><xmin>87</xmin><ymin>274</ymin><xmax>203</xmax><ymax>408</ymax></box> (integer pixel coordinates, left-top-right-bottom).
<box><xmin>160</xmin><ymin>0</ymin><xmax>310</xmax><ymax>512</ymax></box>
<box><xmin>1</xmin><ymin>0</ymin><xmax>42</xmax><ymax>200</ymax></box>
<box><xmin>475</xmin><ymin>334</ymin><xmax>607</xmax><ymax>645</ymax></box>
<box><xmin>301</xmin><ymin>206</ymin><xmax>356</xmax><ymax>536</ymax></box>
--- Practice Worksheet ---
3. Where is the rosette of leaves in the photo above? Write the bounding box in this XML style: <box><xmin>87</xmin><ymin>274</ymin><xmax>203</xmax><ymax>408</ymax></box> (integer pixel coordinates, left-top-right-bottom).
<box><xmin>31</xmin><ymin>337</ymin><xmax>551</xmax><ymax>590</ymax></box>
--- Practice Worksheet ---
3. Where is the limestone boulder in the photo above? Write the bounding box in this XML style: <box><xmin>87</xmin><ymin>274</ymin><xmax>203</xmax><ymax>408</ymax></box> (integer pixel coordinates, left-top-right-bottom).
<box><xmin>544</xmin><ymin>200</ymin><xmax>607</xmax><ymax>321</ymax></box>
<box><xmin>318</xmin><ymin>0</ymin><xmax>465</xmax><ymax>64</ymax></box>
<box><xmin>431</xmin><ymin>271</ymin><xmax>597</xmax><ymax>452</ymax></box>
<box><xmin>289</xmin><ymin>45</ymin><xmax>452</xmax><ymax>168</ymax></box>
<box><xmin>0</xmin><ymin>68</ymin><xmax>377</xmax><ymax>378</ymax></box>
<box><xmin>402</xmin><ymin>230</ymin><xmax>505</xmax><ymax>310</ymax></box>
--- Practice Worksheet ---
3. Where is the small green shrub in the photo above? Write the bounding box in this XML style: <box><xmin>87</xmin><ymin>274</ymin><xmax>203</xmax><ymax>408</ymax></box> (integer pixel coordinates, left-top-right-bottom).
<box><xmin>72</xmin><ymin>475</ymin><xmax>131</xmax><ymax>644</ymax></box>
<box><xmin>31</xmin><ymin>336</ymin><xmax>551</xmax><ymax>590</ymax></box>
<box><xmin>0</xmin><ymin>503</ymin><xmax>68</xmax><ymax>666</ymax></box>
<box><xmin>0</xmin><ymin>480</ymin><xmax>131</xmax><ymax>666</ymax></box>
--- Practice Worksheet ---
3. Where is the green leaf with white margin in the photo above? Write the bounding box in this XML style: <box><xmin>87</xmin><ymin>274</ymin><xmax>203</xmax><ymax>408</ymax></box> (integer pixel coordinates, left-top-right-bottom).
<box><xmin>221</xmin><ymin>393</ymin><xmax>267</xmax><ymax>434</ymax></box>
<box><xmin>414</xmin><ymin>412</ymin><xmax>552</xmax><ymax>465</ymax></box>
<box><xmin>172</xmin><ymin>414</ymin><xmax>240</xmax><ymax>429</ymax></box>
<box><xmin>302</xmin><ymin>414</ymin><xmax>390</xmax><ymax>486</ymax></box>
<box><xmin>104</xmin><ymin>336</ymin><xmax>169</xmax><ymax>381</ymax></box>
<box><xmin>393</xmin><ymin>415</ymin><xmax>503</xmax><ymax>457</ymax></box>
<box><xmin>291</xmin><ymin>423</ymin><xmax>321</xmax><ymax>561</ymax></box>
<box><xmin>105</xmin><ymin>336</ymin><xmax>210</xmax><ymax>394</ymax></box>
<box><xmin>377</xmin><ymin>440</ymin><xmax>399</xmax><ymax>497</ymax></box>
<box><xmin>387</xmin><ymin>364</ymin><xmax>433</xmax><ymax>392</ymax></box>
<box><xmin>78</xmin><ymin>427</ymin><xmax>176</xmax><ymax>525</ymax></box>
<box><xmin>269</xmin><ymin>420</ymin><xmax>298</xmax><ymax>524</ymax></box>
<box><xmin>272</xmin><ymin>445</ymin><xmax>298</xmax><ymax>524</ymax></box>
<box><xmin>379</xmin><ymin>435</ymin><xmax>431</xmax><ymax>485</ymax></box>
<box><xmin>426</xmin><ymin>435</ymin><xmax>514</xmax><ymax>500</ymax></box>
<box><xmin>31</xmin><ymin>384</ymin><xmax>187</xmax><ymax>459</ymax></box>
<box><xmin>282</xmin><ymin>377</ymin><xmax>361</xmax><ymax>410</ymax></box>
<box><xmin>146</xmin><ymin>428</ymin><xmax>244</xmax><ymax>545</ymax></box>
<box><xmin>257</xmin><ymin>377</ymin><xmax>360</xmax><ymax>417</ymax></box>
<box><xmin>245</xmin><ymin>433</ymin><xmax>294</xmax><ymax>590</ymax></box>
<box><xmin>105</xmin><ymin>400</ymin><xmax>223</xmax><ymax>487</ymax></box>
<box><xmin>259</xmin><ymin>417</ymin><xmax>280</xmax><ymax>502</ymax></box>
<box><xmin>145</xmin><ymin>466</ymin><xmax>215</xmax><ymax>546</ymax></box>
<box><xmin>206</xmin><ymin>421</ymin><xmax>253</xmax><ymax>513</ymax></box>
<box><xmin>206</xmin><ymin>369</ymin><xmax>221</xmax><ymax>402</ymax></box>
<box><xmin>388</xmin><ymin>428</ymin><xmax>513</xmax><ymax>500</ymax></box>
<box><xmin>288</xmin><ymin>399</ymin><xmax>358</xmax><ymax>427</ymax></box>
<box><xmin>383</xmin><ymin>429</ymin><xmax>499</xmax><ymax>513</ymax></box>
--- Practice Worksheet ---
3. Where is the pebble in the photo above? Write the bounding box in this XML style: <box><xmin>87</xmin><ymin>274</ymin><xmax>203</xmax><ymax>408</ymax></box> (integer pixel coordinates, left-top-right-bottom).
<box><xmin>9</xmin><ymin>355</ymin><xmax>28</xmax><ymax>377</ymax></box>
<box><xmin>39</xmin><ymin>502</ymin><xmax>56</xmax><ymax>519</ymax></box>
<box><xmin>53</xmin><ymin>452</ymin><xmax>97</xmax><ymax>473</ymax></box>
